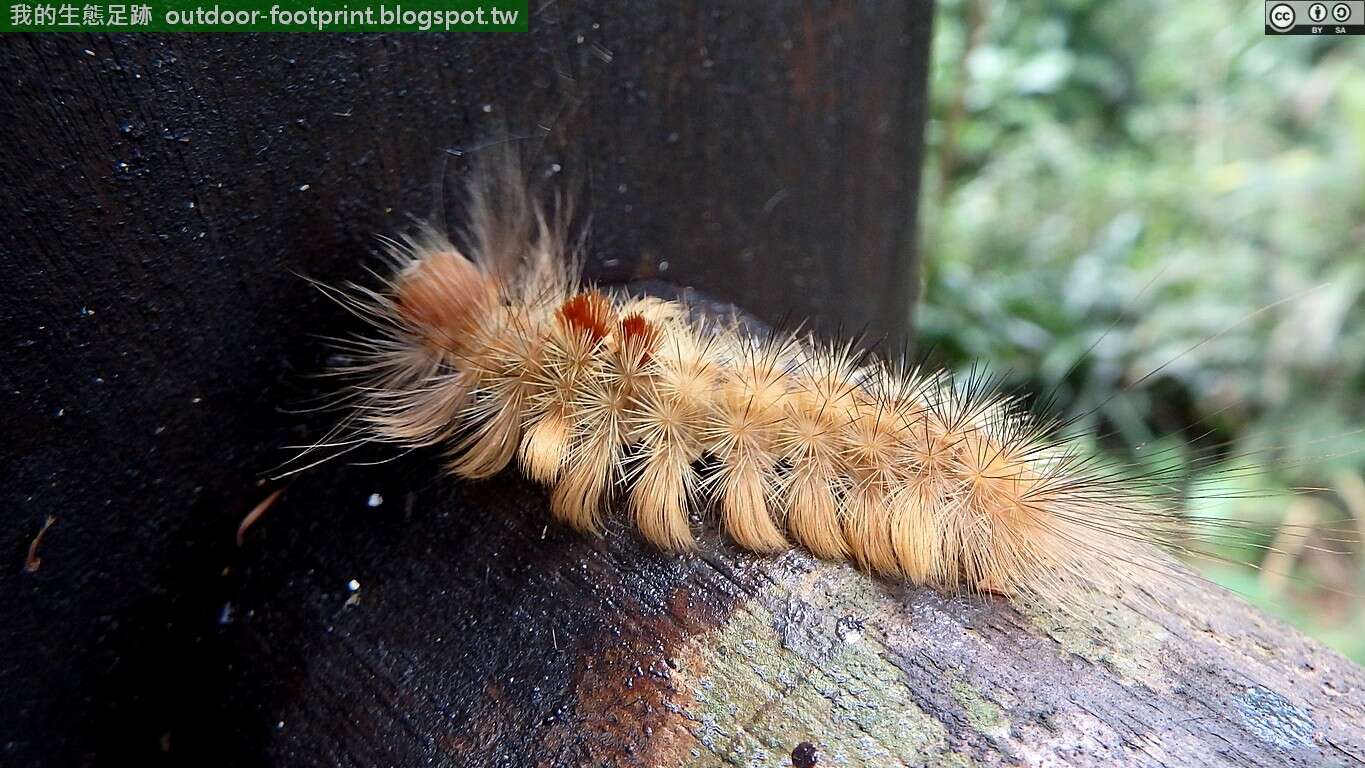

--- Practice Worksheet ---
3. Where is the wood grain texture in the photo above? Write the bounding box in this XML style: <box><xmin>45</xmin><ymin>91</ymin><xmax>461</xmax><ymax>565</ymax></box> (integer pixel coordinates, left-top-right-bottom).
<box><xmin>225</xmin><ymin>457</ymin><xmax>1365</xmax><ymax>768</ymax></box>
<box><xmin>215</xmin><ymin>291</ymin><xmax>1365</xmax><ymax>768</ymax></box>
<box><xmin>0</xmin><ymin>3</ymin><xmax>931</xmax><ymax>765</ymax></box>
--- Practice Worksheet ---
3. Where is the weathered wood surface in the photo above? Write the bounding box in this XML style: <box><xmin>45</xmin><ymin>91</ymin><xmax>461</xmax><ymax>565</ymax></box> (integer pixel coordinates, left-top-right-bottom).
<box><xmin>1</xmin><ymin>5</ymin><xmax>932</xmax><ymax>765</ymax></box>
<box><xmin>219</xmin><ymin>287</ymin><xmax>1365</xmax><ymax>768</ymax></box>
<box><xmin>227</xmin><ymin>456</ymin><xmax>1365</xmax><ymax>768</ymax></box>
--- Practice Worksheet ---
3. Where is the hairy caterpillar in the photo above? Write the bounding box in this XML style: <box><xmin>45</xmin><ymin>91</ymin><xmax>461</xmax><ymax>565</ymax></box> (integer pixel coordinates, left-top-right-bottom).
<box><xmin>303</xmin><ymin>154</ymin><xmax>1294</xmax><ymax>609</ymax></box>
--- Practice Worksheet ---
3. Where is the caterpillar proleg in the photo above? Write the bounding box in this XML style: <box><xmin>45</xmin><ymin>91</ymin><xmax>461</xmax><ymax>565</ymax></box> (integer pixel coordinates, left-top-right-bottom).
<box><xmin>310</xmin><ymin>154</ymin><xmax>1283</xmax><ymax>609</ymax></box>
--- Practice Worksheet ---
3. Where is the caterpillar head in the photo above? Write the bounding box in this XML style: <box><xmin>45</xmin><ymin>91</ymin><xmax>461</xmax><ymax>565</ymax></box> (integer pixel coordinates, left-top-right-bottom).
<box><xmin>395</xmin><ymin>247</ymin><xmax>499</xmax><ymax>356</ymax></box>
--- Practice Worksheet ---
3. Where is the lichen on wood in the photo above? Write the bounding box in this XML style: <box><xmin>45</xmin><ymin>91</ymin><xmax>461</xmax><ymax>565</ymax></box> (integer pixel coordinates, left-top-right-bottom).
<box><xmin>228</xmin><ymin>462</ymin><xmax>1365</xmax><ymax>766</ymax></box>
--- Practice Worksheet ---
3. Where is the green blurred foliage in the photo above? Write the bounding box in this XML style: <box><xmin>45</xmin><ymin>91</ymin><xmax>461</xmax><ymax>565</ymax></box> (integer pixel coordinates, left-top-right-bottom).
<box><xmin>921</xmin><ymin>0</ymin><xmax>1365</xmax><ymax>659</ymax></box>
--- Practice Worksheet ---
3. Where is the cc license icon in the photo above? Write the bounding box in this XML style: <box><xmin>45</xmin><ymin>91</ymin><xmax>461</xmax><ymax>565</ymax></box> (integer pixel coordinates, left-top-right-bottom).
<box><xmin>1269</xmin><ymin>3</ymin><xmax>1297</xmax><ymax>29</ymax></box>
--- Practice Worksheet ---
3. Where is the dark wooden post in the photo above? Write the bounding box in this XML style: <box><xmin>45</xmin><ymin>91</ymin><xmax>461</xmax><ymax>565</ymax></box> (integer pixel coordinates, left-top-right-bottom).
<box><xmin>3</xmin><ymin>4</ymin><xmax>931</xmax><ymax>764</ymax></box>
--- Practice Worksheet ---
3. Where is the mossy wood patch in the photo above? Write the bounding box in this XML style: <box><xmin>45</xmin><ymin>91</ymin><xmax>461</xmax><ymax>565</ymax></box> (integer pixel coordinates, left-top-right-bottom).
<box><xmin>228</xmin><ymin>459</ymin><xmax>1365</xmax><ymax>767</ymax></box>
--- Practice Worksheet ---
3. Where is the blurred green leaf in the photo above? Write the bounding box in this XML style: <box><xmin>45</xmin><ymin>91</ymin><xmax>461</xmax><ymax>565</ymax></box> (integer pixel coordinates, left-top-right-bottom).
<box><xmin>924</xmin><ymin>0</ymin><xmax>1365</xmax><ymax>661</ymax></box>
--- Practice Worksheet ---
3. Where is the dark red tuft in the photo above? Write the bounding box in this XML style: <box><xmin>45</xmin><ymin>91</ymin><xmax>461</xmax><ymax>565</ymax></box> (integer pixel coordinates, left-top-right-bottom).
<box><xmin>617</xmin><ymin>312</ymin><xmax>660</xmax><ymax>364</ymax></box>
<box><xmin>556</xmin><ymin>291</ymin><xmax>614</xmax><ymax>343</ymax></box>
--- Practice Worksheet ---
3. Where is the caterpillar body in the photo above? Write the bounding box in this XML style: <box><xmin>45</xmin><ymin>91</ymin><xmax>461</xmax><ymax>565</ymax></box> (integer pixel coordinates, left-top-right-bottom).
<box><xmin>315</xmin><ymin>157</ymin><xmax>1199</xmax><ymax>609</ymax></box>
